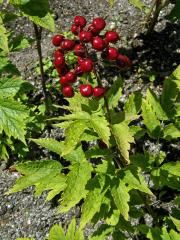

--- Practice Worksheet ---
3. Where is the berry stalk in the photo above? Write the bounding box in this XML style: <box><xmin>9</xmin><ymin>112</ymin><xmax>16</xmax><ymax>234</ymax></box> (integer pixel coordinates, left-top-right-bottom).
<box><xmin>33</xmin><ymin>23</ymin><xmax>49</xmax><ymax>114</ymax></box>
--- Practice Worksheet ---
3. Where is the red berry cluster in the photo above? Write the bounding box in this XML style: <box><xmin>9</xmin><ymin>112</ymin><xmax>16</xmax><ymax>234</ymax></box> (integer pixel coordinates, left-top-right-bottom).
<box><xmin>52</xmin><ymin>16</ymin><xmax>132</xmax><ymax>98</ymax></box>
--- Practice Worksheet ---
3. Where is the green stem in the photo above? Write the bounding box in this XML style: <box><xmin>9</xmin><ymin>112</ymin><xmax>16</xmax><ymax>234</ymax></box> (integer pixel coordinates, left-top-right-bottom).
<box><xmin>33</xmin><ymin>23</ymin><xmax>49</xmax><ymax>115</ymax></box>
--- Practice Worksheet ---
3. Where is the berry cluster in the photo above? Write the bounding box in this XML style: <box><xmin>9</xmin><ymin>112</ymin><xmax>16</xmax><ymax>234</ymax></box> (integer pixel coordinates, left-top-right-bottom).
<box><xmin>52</xmin><ymin>16</ymin><xmax>132</xmax><ymax>98</ymax></box>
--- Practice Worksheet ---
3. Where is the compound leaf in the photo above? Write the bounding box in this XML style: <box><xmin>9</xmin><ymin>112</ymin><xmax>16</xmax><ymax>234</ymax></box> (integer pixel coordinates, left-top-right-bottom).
<box><xmin>163</xmin><ymin>123</ymin><xmax>180</xmax><ymax>140</ymax></box>
<box><xmin>124</xmin><ymin>91</ymin><xmax>142</xmax><ymax>115</ymax></box>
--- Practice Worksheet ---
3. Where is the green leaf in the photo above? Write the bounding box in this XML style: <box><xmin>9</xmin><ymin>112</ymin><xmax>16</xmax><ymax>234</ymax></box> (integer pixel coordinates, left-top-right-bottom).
<box><xmin>10</xmin><ymin>0</ymin><xmax>31</xmax><ymax>4</ymax></box>
<box><xmin>0</xmin><ymin>16</ymin><xmax>9</xmax><ymax>53</ymax></box>
<box><xmin>147</xmin><ymin>89</ymin><xmax>168</xmax><ymax>120</ymax></box>
<box><xmin>129</xmin><ymin>126</ymin><xmax>146</xmax><ymax>140</ymax></box>
<box><xmin>48</xmin><ymin>224</ymin><xmax>66</xmax><ymax>240</ymax></box>
<box><xmin>120</xmin><ymin>167</ymin><xmax>153</xmax><ymax>195</ymax></box>
<box><xmin>80</xmin><ymin>175</ymin><xmax>107</xmax><ymax>229</ymax></box>
<box><xmin>0</xmin><ymin>77</ymin><xmax>24</xmax><ymax>97</ymax></box>
<box><xmin>59</xmin><ymin>157</ymin><xmax>92</xmax><ymax>213</ymax></box>
<box><xmin>90</xmin><ymin>224</ymin><xmax>114</xmax><ymax>240</ymax></box>
<box><xmin>66</xmin><ymin>218</ymin><xmax>76</xmax><ymax>240</ymax></box>
<box><xmin>129</xmin><ymin>0</ymin><xmax>146</xmax><ymax>10</ymax></box>
<box><xmin>167</xmin><ymin>0</ymin><xmax>180</xmax><ymax>22</ymax></box>
<box><xmin>62</xmin><ymin>120</ymin><xmax>87</xmax><ymax>156</ymax></box>
<box><xmin>106</xmin><ymin>76</ymin><xmax>123</xmax><ymax>109</ymax></box>
<box><xmin>169</xmin><ymin>230</ymin><xmax>180</xmax><ymax>240</ymax></box>
<box><xmin>15</xmin><ymin>0</ymin><xmax>55</xmax><ymax>32</ymax></box>
<box><xmin>170</xmin><ymin>216</ymin><xmax>180</xmax><ymax>232</ymax></box>
<box><xmin>31</xmin><ymin>138</ymin><xmax>64</xmax><ymax>156</ymax></box>
<box><xmin>163</xmin><ymin>123</ymin><xmax>180</xmax><ymax>140</ymax></box>
<box><xmin>0</xmin><ymin>97</ymin><xmax>28</xmax><ymax>143</ymax></box>
<box><xmin>10</xmin><ymin>35</ymin><xmax>32</xmax><ymax>51</ymax></box>
<box><xmin>124</xmin><ymin>91</ymin><xmax>142</xmax><ymax>115</ymax></box>
<box><xmin>142</xmin><ymin>98</ymin><xmax>161</xmax><ymax>138</ymax></box>
<box><xmin>161</xmin><ymin>66</ymin><xmax>180</xmax><ymax>118</ymax></box>
<box><xmin>7</xmin><ymin>160</ymin><xmax>63</xmax><ymax>195</ymax></box>
<box><xmin>111</xmin><ymin>180</ymin><xmax>130</xmax><ymax>220</ymax></box>
<box><xmin>90</xmin><ymin>114</ymin><xmax>111</xmax><ymax>147</ymax></box>
<box><xmin>74</xmin><ymin>229</ymin><xmax>84</xmax><ymax>240</ymax></box>
<box><xmin>161</xmin><ymin>161</ymin><xmax>180</xmax><ymax>177</ymax></box>
<box><xmin>112</xmin><ymin>122</ymin><xmax>134</xmax><ymax>164</ymax></box>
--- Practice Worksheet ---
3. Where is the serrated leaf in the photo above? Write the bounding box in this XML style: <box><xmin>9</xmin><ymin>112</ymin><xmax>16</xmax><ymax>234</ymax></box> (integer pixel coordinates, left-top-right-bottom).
<box><xmin>142</xmin><ymin>98</ymin><xmax>161</xmax><ymax>138</ymax></box>
<box><xmin>10</xmin><ymin>35</ymin><xmax>32</xmax><ymax>51</ymax></box>
<box><xmin>59</xmin><ymin>159</ymin><xmax>92</xmax><ymax>213</ymax></box>
<box><xmin>169</xmin><ymin>229</ymin><xmax>180</xmax><ymax>240</ymax></box>
<box><xmin>0</xmin><ymin>97</ymin><xmax>28</xmax><ymax>143</ymax></box>
<box><xmin>62</xmin><ymin>120</ymin><xmax>87</xmax><ymax>156</ymax></box>
<box><xmin>124</xmin><ymin>91</ymin><xmax>142</xmax><ymax>115</ymax></box>
<box><xmin>147</xmin><ymin>89</ymin><xmax>168</xmax><ymax>120</ymax></box>
<box><xmin>80</xmin><ymin>175</ymin><xmax>106</xmax><ymax>229</ymax></box>
<box><xmin>16</xmin><ymin>0</ymin><xmax>55</xmax><ymax>32</ymax></box>
<box><xmin>161</xmin><ymin>66</ymin><xmax>180</xmax><ymax>118</ymax></box>
<box><xmin>111</xmin><ymin>180</ymin><xmax>130</xmax><ymax>220</ymax></box>
<box><xmin>161</xmin><ymin>161</ymin><xmax>180</xmax><ymax>177</ymax></box>
<box><xmin>129</xmin><ymin>0</ymin><xmax>146</xmax><ymax>10</ymax></box>
<box><xmin>120</xmin><ymin>167</ymin><xmax>153</xmax><ymax>195</ymax></box>
<box><xmin>112</xmin><ymin>122</ymin><xmax>134</xmax><ymax>164</ymax></box>
<box><xmin>48</xmin><ymin>224</ymin><xmax>66</xmax><ymax>240</ymax></box>
<box><xmin>129</xmin><ymin>126</ymin><xmax>146</xmax><ymax>140</ymax></box>
<box><xmin>7</xmin><ymin>160</ymin><xmax>63</xmax><ymax>195</ymax></box>
<box><xmin>66</xmin><ymin>218</ymin><xmax>76</xmax><ymax>240</ymax></box>
<box><xmin>51</xmin><ymin>111</ymin><xmax>90</xmax><ymax>121</ymax></box>
<box><xmin>163</xmin><ymin>123</ymin><xmax>180</xmax><ymax>140</ymax></box>
<box><xmin>0</xmin><ymin>77</ymin><xmax>24</xmax><ymax>97</ymax></box>
<box><xmin>170</xmin><ymin>216</ymin><xmax>180</xmax><ymax>232</ymax></box>
<box><xmin>31</xmin><ymin>138</ymin><xmax>64</xmax><ymax>156</ymax></box>
<box><xmin>0</xmin><ymin>17</ymin><xmax>9</xmax><ymax>53</ymax></box>
<box><xmin>74</xmin><ymin>229</ymin><xmax>84</xmax><ymax>240</ymax></box>
<box><xmin>90</xmin><ymin>114</ymin><xmax>110</xmax><ymax>146</ymax></box>
<box><xmin>89</xmin><ymin>224</ymin><xmax>114</xmax><ymax>240</ymax></box>
<box><xmin>106</xmin><ymin>76</ymin><xmax>123</xmax><ymax>109</ymax></box>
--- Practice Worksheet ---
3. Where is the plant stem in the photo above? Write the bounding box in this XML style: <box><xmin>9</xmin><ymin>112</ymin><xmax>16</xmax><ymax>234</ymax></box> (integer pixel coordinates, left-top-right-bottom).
<box><xmin>146</xmin><ymin>0</ymin><xmax>170</xmax><ymax>35</ymax></box>
<box><xmin>33</xmin><ymin>23</ymin><xmax>49</xmax><ymax>115</ymax></box>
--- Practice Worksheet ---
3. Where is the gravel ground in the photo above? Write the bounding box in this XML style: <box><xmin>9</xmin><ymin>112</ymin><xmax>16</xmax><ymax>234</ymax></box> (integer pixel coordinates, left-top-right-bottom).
<box><xmin>0</xmin><ymin>0</ymin><xmax>179</xmax><ymax>239</ymax></box>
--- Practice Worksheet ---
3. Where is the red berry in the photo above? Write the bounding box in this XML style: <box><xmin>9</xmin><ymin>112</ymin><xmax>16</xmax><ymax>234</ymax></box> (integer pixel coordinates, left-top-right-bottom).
<box><xmin>106</xmin><ymin>47</ymin><xmax>119</xmax><ymax>60</ymax></box>
<box><xmin>80</xmin><ymin>59</ymin><xmax>93</xmax><ymax>72</ymax></box>
<box><xmin>52</xmin><ymin>34</ymin><xmax>64</xmax><ymax>46</ymax></box>
<box><xmin>54</xmin><ymin>55</ymin><xmax>65</xmax><ymax>67</ymax></box>
<box><xmin>92</xmin><ymin>36</ymin><xmax>106</xmax><ymax>51</ymax></box>
<box><xmin>92</xmin><ymin>17</ymin><xmax>106</xmax><ymax>32</ymax></box>
<box><xmin>54</xmin><ymin>49</ymin><xmax>63</xmax><ymax>58</ymax></box>
<box><xmin>74</xmin><ymin>65</ymin><xmax>83</xmax><ymax>76</ymax></box>
<box><xmin>79</xmin><ymin>30</ymin><xmax>93</xmax><ymax>42</ymax></box>
<box><xmin>60</xmin><ymin>76</ymin><xmax>68</xmax><ymax>86</ymax></box>
<box><xmin>105</xmin><ymin>31</ymin><xmax>119</xmax><ymax>43</ymax></box>
<box><xmin>80</xmin><ymin>84</ymin><xmax>93</xmax><ymax>97</ymax></box>
<box><xmin>62</xmin><ymin>86</ymin><xmax>74</xmax><ymax>98</ymax></box>
<box><xmin>74</xmin><ymin>16</ymin><xmax>87</xmax><ymax>27</ymax></box>
<box><xmin>77</xmin><ymin>56</ymin><xmax>84</xmax><ymax>65</ymax></box>
<box><xmin>88</xmin><ymin>24</ymin><xmax>100</xmax><ymax>36</ymax></box>
<box><xmin>65</xmin><ymin>71</ymin><xmax>76</xmax><ymax>83</ymax></box>
<box><xmin>116</xmin><ymin>54</ymin><xmax>132</xmax><ymax>69</ymax></box>
<box><xmin>71</xmin><ymin>24</ymin><xmax>79</xmax><ymax>35</ymax></box>
<box><xmin>61</xmin><ymin>39</ymin><xmax>75</xmax><ymax>51</ymax></box>
<box><xmin>93</xmin><ymin>87</ymin><xmax>106</xmax><ymax>98</ymax></box>
<box><xmin>74</xmin><ymin>44</ymin><xmax>86</xmax><ymax>57</ymax></box>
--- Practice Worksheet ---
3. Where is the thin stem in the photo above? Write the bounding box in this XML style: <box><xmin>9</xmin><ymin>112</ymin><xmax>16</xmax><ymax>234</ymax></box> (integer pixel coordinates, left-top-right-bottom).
<box><xmin>33</xmin><ymin>23</ymin><xmax>49</xmax><ymax>115</ymax></box>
